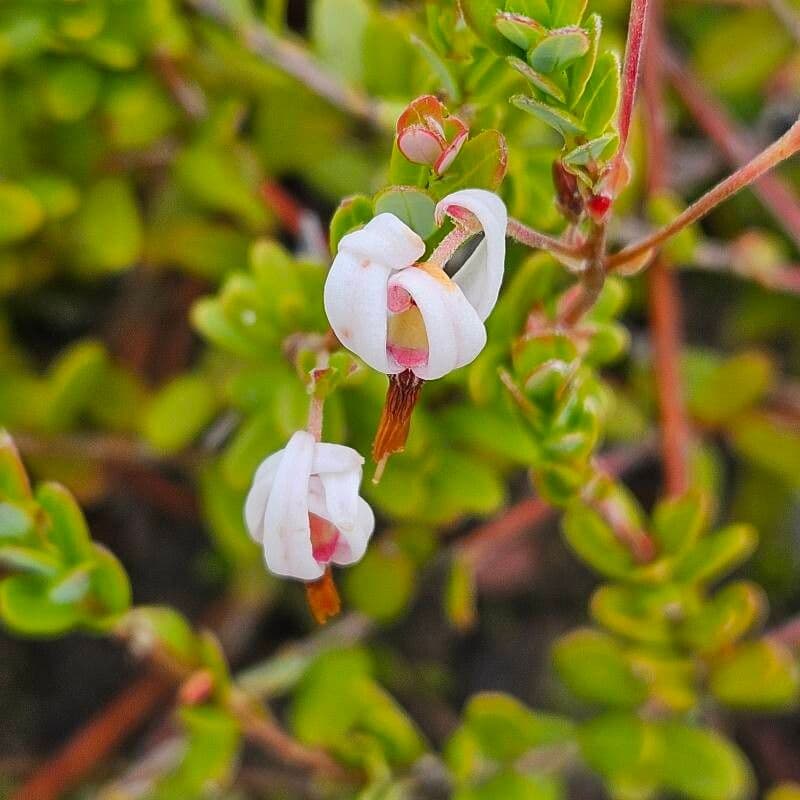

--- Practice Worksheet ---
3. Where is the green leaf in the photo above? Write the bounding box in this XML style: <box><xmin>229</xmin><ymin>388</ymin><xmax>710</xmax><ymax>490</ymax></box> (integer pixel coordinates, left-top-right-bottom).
<box><xmin>42</xmin><ymin>59</ymin><xmax>101</xmax><ymax>121</ymax></box>
<box><xmin>590</xmin><ymin>584</ymin><xmax>674</xmax><ymax>646</ymax></box>
<box><xmin>680</xmin><ymin>581</ymin><xmax>765</xmax><ymax>653</ymax></box>
<box><xmin>568</xmin><ymin>13</ymin><xmax>601</xmax><ymax>105</ymax></box>
<box><xmin>463</xmin><ymin>692</ymin><xmax>575</xmax><ymax>762</ymax></box>
<box><xmin>563</xmin><ymin>133</ymin><xmax>618</xmax><ymax>167</ymax></box>
<box><xmin>553</xmin><ymin>629</ymin><xmax>647</xmax><ymax>707</ymax></box>
<box><xmin>511</xmin><ymin>95</ymin><xmax>585</xmax><ymax>139</ymax></box>
<box><xmin>0</xmin><ymin>183</ymin><xmax>44</xmax><ymax>244</ymax></box>
<box><xmin>686</xmin><ymin>350</ymin><xmax>774</xmax><ymax>426</ymax></box>
<box><xmin>89</xmin><ymin>544</ymin><xmax>132</xmax><ymax>620</ymax></box>
<box><xmin>549</xmin><ymin>0</ymin><xmax>588</xmax><ymax>27</ymax></box>
<box><xmin>311</xmin><ymin>0</ymin><xmax>369</xmax><ymax>84</ymax></box>
<box><xmin>445</xmin><ymin>554</ymin><xmax>477</xmax><ymax>632</ymax></box>
<box><xmin>495</xmin><ymin>13</ymin><xmax>546</xmax><ymax>51</ymax></box>
<box><xmin>651</xmin><ymin>490</ymin><xmax>708</xmax><ymax>555</ymax></box>
<box><xmin>48</xmin><ymin>562</ymin><xmax>94</xmax><ymax>604</ymax></box>
<box><xmin>121</xmin><ymin>606</ymin><xmax>200</xmax><ymax>668</ymax></box>
<box><xmin>578</xmin><ymin>713</ymin><xmax>662</xmax><ymax>787</ymax></box>
<box><xmin>0</xmin><ymin>546</ymin><xmax>60</xmax><ymax>577</ymax></box>
<box><xmin>374</xmin><ymin>187</ymin><xmax>436</xmax><ymax>239</ymax></box>
<box><xmin>709</xmin><ymin>640</ymin><xmax>800</xmax><ymax>710</ymax></box>
<box><xmin>142</xmin><ymin>374</ymin><xmax>218</xmax><ymax>454</ymax></box>
<box><xmin>507</xmin><ymin>56</ymin><xmax>566</xmax><ymax>102</ymax></box>
<box><xmin>528</xmin><ymin>28</ymin><xmax>589</xmax><ymax>74</ymax></box>
<box><xmin>454</xmin><ymin>771</ymin><xmax>564</xmax><ymax>800</ymax></box>
<box><xmin>658</xmin><ymin>722</ymin><xmax>752</xmax><ymax>800</ymax></box>
<box><xmin>344</xmin><ymin>542</ymin><xmax>416</xmax><ymax>622</ymax></box>
<box><xmin>330</xmin><ymin>194</ymin><xmax>374</xmax><ymax>251</ymax></box>
<box><xmin>21</xmin><ymin>174</ymin><xmax>80</xmax><ymax>220</ymax></box>
<box><xmin>460</xmin><ymin>0</ymin><xmax>519</xmax><ymax>55</ymax></box>
<box><xmin>0</xmin><ymin>574</ymin><xmax>83</xmax><ymax>636</ymax></box>
<box><xmin>155</xmin><ymin>706</ymin><xmax>240</xmax><ymax>799</ymax></box>
<box><xmin>767</xmin><ymin>785</ymin><xmax>800</xmax><ymax>800</ymax></box>
<box><xmin>0</xmin><ymin>503</ymin><xmax>33</xmax><ymax>540</ymax></box>
<box><xmin>672</xmin><ymin>524</ymin><xmax>758</xmax><ymax>585</ymax></box>
<box><xmin>577</xmin><ymin>51</ymin><xmax>620</xmax><ymax>138</ymax></box>
<box><xmin>389</xmin><ymin>138</ymin><xmax>429</xmax><ymax>187</ymax></box>
<box><xmin>74</xmin><ymin>178</ymin><xmax>143</xmax><ymax>273</ymax></box>
<box><xmin>36</xmin><ymin>482</ymin><xmax>94</xmax><ymax>565</ymax></box>
<box><xmin>730</xmin><ymin>412</ymin><xmax>800</xmax><ymax>488</ymax></box>
<box><xmin>430</xmin><ymin>130</ymin><xmax>508</xmax><ymax>199</ymax></box>
<box><xmin>562</xmin><ymin>501</ymin><xmax>637</xmax><ymax>580</ymax></box>
<box><xmin>0</xmin><ymin>432</ymin><xmax>32</xmax><ymax>502</ymax></box>
<box><xmin>41</xmin><ymin>340</ymin><xmax>108</xmax><ymax>432</ymax></box>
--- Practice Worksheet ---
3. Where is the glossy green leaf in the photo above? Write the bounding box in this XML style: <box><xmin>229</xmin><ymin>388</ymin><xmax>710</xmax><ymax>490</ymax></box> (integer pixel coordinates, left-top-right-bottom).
<box><xmin>74</xmin><ymin>178</ymin><xmax>143</xmax><ymax>273</ymax></box>
<box><xmin>679</xmin><ymin>581</ymin><xmax>765</xmax><ymax>653</ymax></box>
<box><xmin>709</xmin><ymin>640</ymin><xmax>800</xmax><ymax>710</ymax></box>
<box><xmin>431</xmin><ymin>130</ymin><xmax>508</xmax><ymax>199</ymax></box>
<box><xmin>511</xmin><ymin>94</ymin><xmax>585</xmax><ymax>139</ymax></box>
<box><xmin>495</xmin><ymin>13</ymin><xmax>546</xmax><ymax>51</ymax></box>
<box><xmin>658</xmin><ymin>722</ymin><xmax>752</xmax><ymax>800</ymax></box>
<box><xmin>0</xmin><ymin>545</ymin><xmax>60</xmax><ymax>576</ymax></box>
<box><xmin>507</xmin><ymin>56</ymin><xmax>566</xmax><ymax>102</ymax></box>
<box><xmin>0</xmin><ymin>183</ymin><xmax>44</xmax><ymax>244</ymax></box>
<box><xmin>576</xmin><ymin>51</ymin><xmax>620</xmax><ymax>138</ymax></box>
<box><xmin>672</xmin><ymin>524</ymin><xmax>758</xmax><ymax>585</ymax></box>
<box><xmin>563</xmin><ymin>133</ymin><xmax>618</xmax><ymax>167</ymax></box>
<box><xmin>568</xmin><ymin>13</ymin><xmax>601</xmax><ymax>105</ymax></box>
<box><xmin>344</xmin><ymin>541</ymin><xmax>416</xmax><ymax>622</ymax></box>
<box><xmin>651</xmin><ymin>490</ymin><xmax>708</xmax><ymax>555</ymax></box>
<box><xmin>549</xmin><ymin>0</ymin><xmax>588</xmax><ymax>27</ymax></box>
<box><xmin>374</xmin><ymin>187</ymin><xmax>436</xmax><ymax>239</ymax></box>
<box><xmin>0</xmin><ymin>432</ymin><xmax>32</xmax><ymax>502</ymax></box>
<box><xmin>445</xmin><ymin>554</ymin><xmax>477</xmax><ymax>632</ymax></box>
<box><xmin>528</xmin><ymin>28</ymin><xmax>589</xmax><ymax>74</ymax></box>
<box><xmin>142</xmin><ymin>374</ymin><xmax>218</xmax><ymax>454</ymax></box>
<box><xmin>330</xmin><ymin>194</ymin><xmax>374</xmax><ymax>251</ymax></box>
<box><xmin>553</xmin><ymin>629</ymin><xmax>647</xmax><ymax>707</ymax></box>
<box><xmin>36</xmin><ymin>482</ymin><xmax>94</xmax><ymax>565</ymax></box>
<box><xmin>0</xmin><ymin>574</ymin><xmax>83</xmax><ymax>636</ymax></box>
<box><xmin>463</xmin><ymin>692</ymin><xmax>575</xmax><ymax>762</ymax></box>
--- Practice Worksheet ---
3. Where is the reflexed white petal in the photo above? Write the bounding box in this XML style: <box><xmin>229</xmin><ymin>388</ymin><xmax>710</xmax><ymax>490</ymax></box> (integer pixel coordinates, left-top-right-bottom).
<box><xmin>262</xmin><ymin>430</ymin><xmax>322</xmax><ymax>581</ymax></box>
<box><xmin>312</xmin><ymin>442</ymin><xmax>364</xmax><ymax>475</ymax></box>
<box><xmin>243</xmin><ymin>450</ymin><xmax>283</xmax><ymax>544</ymax></box>
<box><xmin>435</xmin><ymin>189</ymin><xmax>507</xmax><ymax>321</ymax></box>
<box><xmin>338</xmin><ymin>213</ymin><xmax>425</xmax><ymax>270</ymax></box>
<box><xmin>325</xmin><ymin>214</ymin><xmax>424</xmax><ymax>375</ymax></box>
<box><xmin>332</xmin><ymin>498</ymin><xmax>375</xmax><ymax>566</ymax></box>
<box><xmin>319</xmin><ymin>468</ymin><xmax>361</xmax><ymax>533</ymax></box>
<box><xmin>389</xmin><ymin>266</ymin><xmax>486</xmax><ymax>381</ymax></box>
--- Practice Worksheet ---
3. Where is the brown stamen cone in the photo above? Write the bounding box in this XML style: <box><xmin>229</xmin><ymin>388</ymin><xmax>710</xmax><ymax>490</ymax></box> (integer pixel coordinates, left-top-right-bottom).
<box><xmin>305</xmin><ymin>567</ymin><xmax>341</xmax><ymax>625</ymax></box>
<box><xmin>371</xmin><ymin>370</ymin><xmax>424</xmax><ymax>482</ymax></box>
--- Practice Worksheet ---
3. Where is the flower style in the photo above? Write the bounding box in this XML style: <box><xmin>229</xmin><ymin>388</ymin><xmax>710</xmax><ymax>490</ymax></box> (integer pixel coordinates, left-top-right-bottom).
<box><xmin>244</xmin><ymin>431</ymin><xmax>375</xmax><ymax>582</ymax></box>
<box><xmin>323</xmin><ymin>188</ymin><xmax>508</xmax><ymax>382</ymax></box>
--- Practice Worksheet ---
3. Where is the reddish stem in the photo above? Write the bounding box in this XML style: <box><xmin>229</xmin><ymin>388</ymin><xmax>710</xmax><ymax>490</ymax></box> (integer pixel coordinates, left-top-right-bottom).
<box><xmin>665</xmin><ymin>52</ymin><xmax>800</xmax><ymax>249</ymax></box>
<box><xmin>642</xmin><ymin>0</ymin><xmax>692</xmax><ymax>497</ymax></box>
<box><xmin>609</xmin><ymin>0</ymin><xmax>651</xmax><ymax>190</ymax></box>
<box><xmin>11</xmin><ymin>671</ymin><xmax>173</xmax><ymax>800</ymax></box>
<box><xmin>608</xmin><ymin>117</ymin><xmax>800</xmax><ymax>270</ymax></box>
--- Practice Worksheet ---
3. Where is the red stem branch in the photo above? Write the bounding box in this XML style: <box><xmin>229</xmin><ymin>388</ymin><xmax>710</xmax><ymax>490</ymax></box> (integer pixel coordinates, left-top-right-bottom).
<box><xmin>664</xmin><ymin>51</ymin><xmax>800</xmax><ymax>249</ymax></box>
<box><xmin>642</xmin><ymin>0</ymin><xmax>692</xmax><ymax>497</ymax></box>
<box><xmin>608</xmin><ymin>117</ymin><xmax>800</xmax><ymax>270</ymax></box>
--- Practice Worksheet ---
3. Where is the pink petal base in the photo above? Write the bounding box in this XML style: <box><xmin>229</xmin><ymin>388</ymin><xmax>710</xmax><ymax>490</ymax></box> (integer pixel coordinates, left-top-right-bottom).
<box><xmin>309</xmin><ymin>513</ymin><xmax>340</xmax><ymax>563</ymax></box>
<box><xmin>387</xmin><ymin>343</ymin><xmax>428</xmax><ymax>368</ymax></box>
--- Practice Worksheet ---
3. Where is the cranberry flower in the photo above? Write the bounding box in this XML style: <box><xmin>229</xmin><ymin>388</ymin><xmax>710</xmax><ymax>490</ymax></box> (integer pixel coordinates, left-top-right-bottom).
<box><xmin>323</xmin><ymin>188</ymin><xmax>507</xmax><ymax>473</ymax></box>
<box><xmin>244</xmin><ymin>431</ymin><xmax>375</xmax><ymax>582</ymax></box>
<box><xmin>323</xmin><ymin>189</ymin><xmax>507</xmax><ymax>382</ymax></box>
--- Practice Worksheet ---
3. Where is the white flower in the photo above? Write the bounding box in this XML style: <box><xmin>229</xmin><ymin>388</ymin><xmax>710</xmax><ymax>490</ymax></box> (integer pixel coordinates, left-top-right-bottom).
<box><xmin>244</xmin><ymin>431</ymin><xmax>375</xmax><ymax>581</ymax></box>
<box><xmin>323</xmin><ymin>189</ymin><xmax>507</xmax><ymax>381</ymax></box>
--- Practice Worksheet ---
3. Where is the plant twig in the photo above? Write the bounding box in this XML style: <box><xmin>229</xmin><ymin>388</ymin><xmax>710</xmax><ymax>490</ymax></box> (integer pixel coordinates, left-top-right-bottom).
<box><xmin>642</xmin><ymin>0</ymin><xmax>692</xmax><ymax>497</ymax></box>
<box><xmin>609</xmin><ymin>0</ymin><xmax>651</xmax><ymax>191</ymax></box>
<box><xmin>506</xmin><ymin>217</ymin><xmax>587</xmax><ymax>260</ymax></box>
<box><xmin>184</xmin><ymin>0</ymin><xmax>389</xmax><ymax>131</ymax></box>
<box><xmin>10</xmin><ymin>671</ymin><xmax>173</xmax><ymax>800</ymax></box>
<box><xmin>664</xmin><ymin>51</ymin><xmax>800</xmax><ymax>249</ymax></box>
<box><xmin>608</xmin><ymin>117</ymin><xmax>800</xmax><ymax>271</ymax></box>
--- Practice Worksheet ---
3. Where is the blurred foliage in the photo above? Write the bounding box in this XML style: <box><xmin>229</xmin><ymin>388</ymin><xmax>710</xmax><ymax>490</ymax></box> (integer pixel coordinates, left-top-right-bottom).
<box><xmin>0</xmin><ymin>0</ymin><xmax>798</xmax><ymax>798</ymax></box>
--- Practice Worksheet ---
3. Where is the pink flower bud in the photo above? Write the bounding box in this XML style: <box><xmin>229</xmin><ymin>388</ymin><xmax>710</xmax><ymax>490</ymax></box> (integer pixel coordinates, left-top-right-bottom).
<box><xmin>396</xmin><ymin>95</ymin><xmax>469</xmax><ymax>175</ymax></box>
